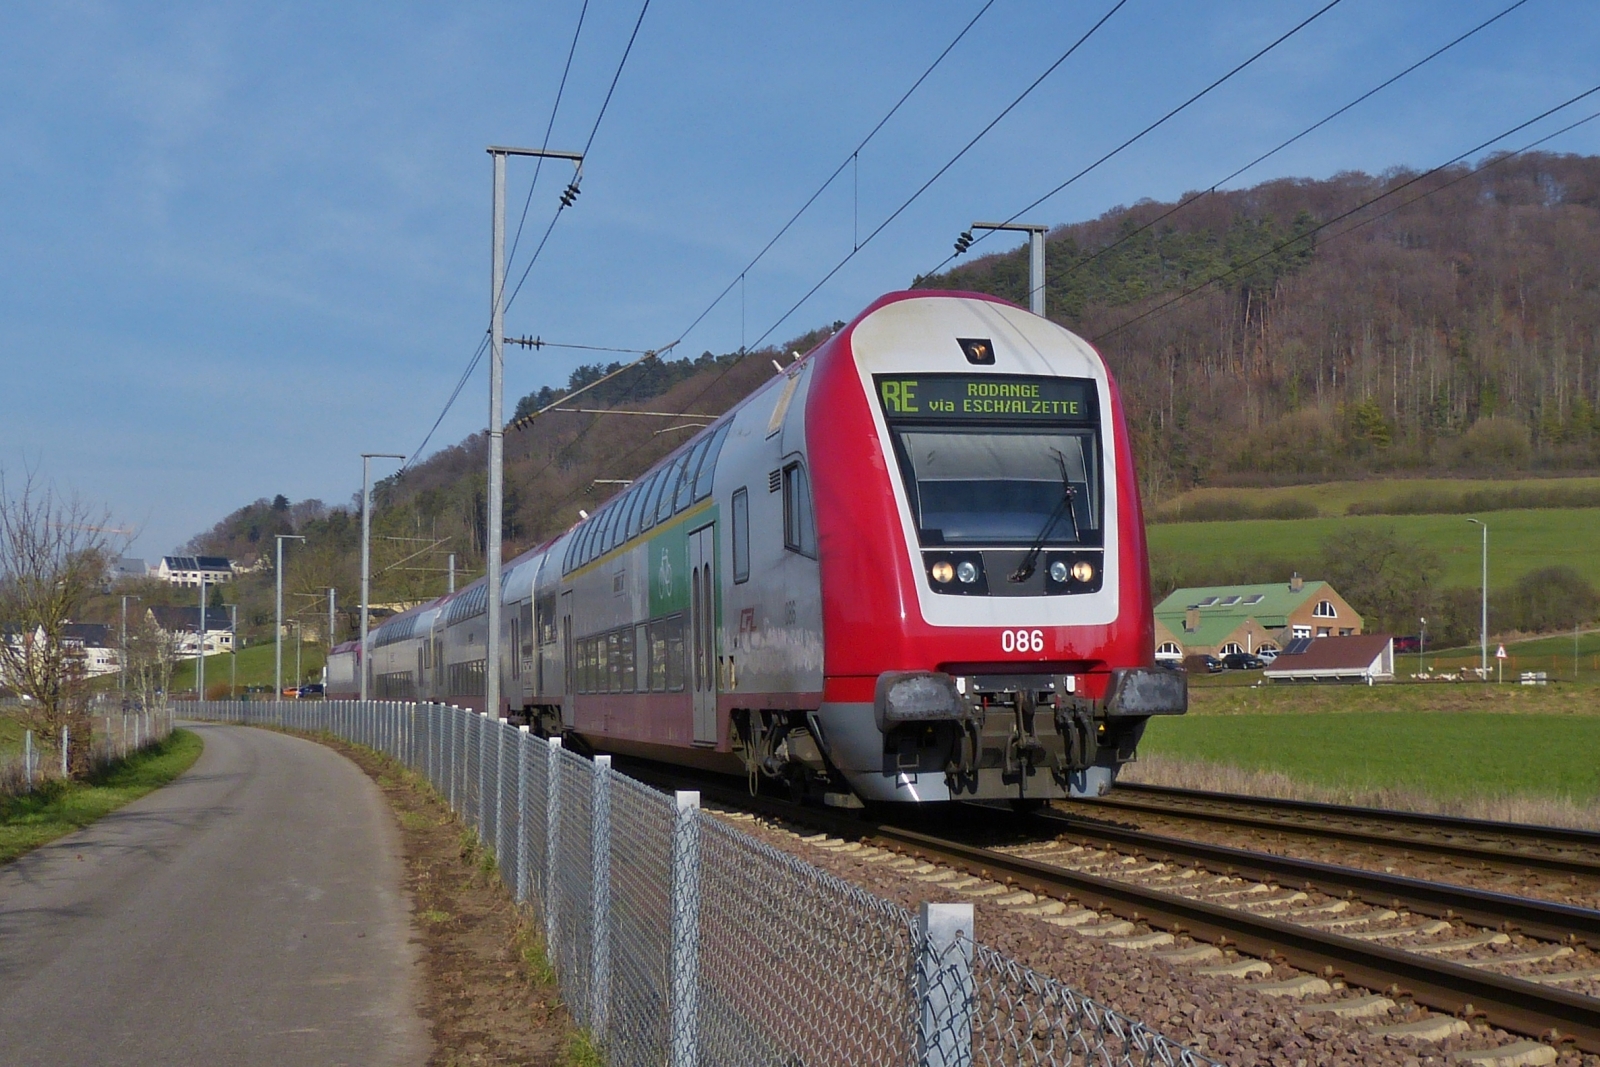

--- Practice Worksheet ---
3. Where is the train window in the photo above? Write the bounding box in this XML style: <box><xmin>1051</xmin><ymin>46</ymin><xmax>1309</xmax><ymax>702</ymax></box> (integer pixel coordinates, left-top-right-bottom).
<box><xmin>731</xmin><ymin>487</ymin><xmax>750</xmax><ymax>583</ymax></box>
<box><xmin>617</xmin><ymin>627</ymin><xmax>635</xmax><ymax>691</ymax></box>
<box><xmin>536</xmin><ymin>592</ymin><xmax>557</xmax><ymax>645</ymax></box>
<box><xmin>676</xmin><ymin>435</ymin><xmax>713</xmax><ymax>513</ymax></box>
<box><xmin>519</xmin><ymin>602</ymin><xmax>534</xmax><ymax>660</ymax></box>
<box><xmin>633</xmin><ymin>624</ymin><xmax>647</xmax><ymax>690</ymax></box>
<box><xmin>645</xmin><ymin>614</ymin><xmax>686</xmax><ymax>692</ymax></box>
<box><xmin>782</xmin><ymin>462</ymin><xmax>817</xmax><ymax>557</ymax></box>
<box><xmin>580</xmin><ymin>518</ymin><xmax>598</xmax><ymax>565</ymax></box>
<box><xmin>892</xmin><ymin>429</ymin><xmax>1102</xmax><ymax>548</ymax></box>
<box><xmin>622</xmin><ymin>484</ymin><xmax>644</xmax><ymax>542</ymax></box>
<box><xmin>636</xmin><ymin>469</ymin><xmax>664</xmax><ymax>534</ymax></box>
<box><xmin>693</xmin><ymin>423</ymin><xmax>730</xmax><ymax>501</ymax></box>
<box><xmin>563</xmin><ymin>532</ymin><xmax>578</xmax><ymax>574</ymax></box>
<box><xmin>657</xmin><ymin>453</ymin><xmax>690</xmax><ymax>525</ymax></box>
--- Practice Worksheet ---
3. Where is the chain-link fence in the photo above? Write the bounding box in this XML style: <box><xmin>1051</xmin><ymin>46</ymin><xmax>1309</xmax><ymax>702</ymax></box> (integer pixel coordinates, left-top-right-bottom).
<box><xmin>1</xmin><ymin>708</ymin><xmax>175</xmax><ymax>797</ymax></box>
<box><xmin>186</xmin><ymin>700</ymin><xmax>1214</xmax><ymax>1067</ymax></box>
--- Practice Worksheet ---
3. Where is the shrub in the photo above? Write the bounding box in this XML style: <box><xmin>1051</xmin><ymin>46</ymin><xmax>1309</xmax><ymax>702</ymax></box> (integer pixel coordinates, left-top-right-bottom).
<box><xmin>1451</xmin><ymin>417</ymin><xmax>1532</xmax><ymax>470</ymax></box>
<box><xmin>1500</xmin><ymin>566</ymin><xmax>1600</xmax><ymax>634</ymax></box>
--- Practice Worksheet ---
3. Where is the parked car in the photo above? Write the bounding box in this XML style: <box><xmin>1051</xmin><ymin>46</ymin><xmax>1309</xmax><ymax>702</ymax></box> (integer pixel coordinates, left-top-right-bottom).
<box><xmin>1219</xmin><ymin>652</ymin><xmax>1268</xmax><ymax>671</ymax></box>
<box><xmin>1393</xmin><ymin>635</ymin><xmax>1421</xmax><ymax>654</ymax></box>
<box><xmin>297</xmin><ymin>683</ymin><xmax>324</xmax><ymax>697</ymax></box>
<box><xmin>1256</xmin><ymin>648</ymin><xmax>1279</xmax><ymax>664</ymax></box>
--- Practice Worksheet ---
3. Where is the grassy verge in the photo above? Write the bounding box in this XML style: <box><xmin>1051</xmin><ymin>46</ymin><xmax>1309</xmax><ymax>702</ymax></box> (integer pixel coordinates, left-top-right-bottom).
<box><xmin>0</xmin><ymin>729</ymin><xmax>204</xmax><ymax>865</ymax></box>
<box><xmin>1185</xmin><ymin>679</ymin><xmax>1600</xmax><ymax>715</ymax></box>
<box><xmin>322</xmin><ymin>732</ymin><xmax>600</xmax><ymax>1065</ymax></box>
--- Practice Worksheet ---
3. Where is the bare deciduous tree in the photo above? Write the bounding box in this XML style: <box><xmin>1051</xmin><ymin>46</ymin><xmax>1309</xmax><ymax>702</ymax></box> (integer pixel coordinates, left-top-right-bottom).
<box><xmin>0</xmin><ymin>467</ymin><xmax>127</xmax><ymax>777</ymax></box>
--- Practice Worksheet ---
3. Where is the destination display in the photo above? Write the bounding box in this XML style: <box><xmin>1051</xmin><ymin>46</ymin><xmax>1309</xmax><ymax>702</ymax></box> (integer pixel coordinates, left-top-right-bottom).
<box><xmin>875</xmin><ymin>374</ymin><xmax>1096</xmax><ymax>422</ymax></box>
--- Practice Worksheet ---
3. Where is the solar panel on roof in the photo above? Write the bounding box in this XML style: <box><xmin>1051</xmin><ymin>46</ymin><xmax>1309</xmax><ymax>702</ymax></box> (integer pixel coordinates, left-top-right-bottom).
<box><xmin>1282</xmin><ymin>637</ymin><xmax>1313</xmax><ymax>655</ymax></box>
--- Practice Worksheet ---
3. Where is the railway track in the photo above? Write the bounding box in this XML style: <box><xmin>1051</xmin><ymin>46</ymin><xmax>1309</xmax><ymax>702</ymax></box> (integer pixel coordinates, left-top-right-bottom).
<box><xmin>617</xmin><ymin>760</ymin><xmax>1600</xmax><ymax>1054</ymax></box>
<box><xmin>1089</xmin><ymin>783</ymin><xmax>1600</xmax><ymax>879</ymax></box>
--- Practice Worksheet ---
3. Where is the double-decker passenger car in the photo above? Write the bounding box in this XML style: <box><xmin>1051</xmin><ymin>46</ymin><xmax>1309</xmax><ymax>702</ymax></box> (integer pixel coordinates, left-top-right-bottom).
<box><xmin>328</xmin><ymin>290</ymin><xmax>1185</xmax><ymax>805</ymax></box>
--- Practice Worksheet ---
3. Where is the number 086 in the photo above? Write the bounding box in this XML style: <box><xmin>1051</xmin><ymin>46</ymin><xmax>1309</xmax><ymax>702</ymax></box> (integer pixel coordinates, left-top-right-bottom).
<box><xmin>1001</xmin><ymin>629</ymin><xmax>1045</xmax><ymax>653</ymax></box>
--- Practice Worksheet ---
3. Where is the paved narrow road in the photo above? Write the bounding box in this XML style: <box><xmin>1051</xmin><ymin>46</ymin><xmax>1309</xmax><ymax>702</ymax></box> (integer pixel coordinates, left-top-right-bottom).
<box><xmin>0</xmin><ymin>722</ymin><xmax>426</xmax><ymax>1067</ymax></box>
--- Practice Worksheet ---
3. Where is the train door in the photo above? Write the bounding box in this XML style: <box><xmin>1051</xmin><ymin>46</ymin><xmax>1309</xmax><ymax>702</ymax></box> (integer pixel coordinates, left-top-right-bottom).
<box><xmin>560</xmin><ymin>590</ymin><xmax>575</xmax><ymax>728</ymax></box>
<box><xmin>689</xmin><ymin>524</ymin><xmax>718</xmax><ymax>745</ymax></box>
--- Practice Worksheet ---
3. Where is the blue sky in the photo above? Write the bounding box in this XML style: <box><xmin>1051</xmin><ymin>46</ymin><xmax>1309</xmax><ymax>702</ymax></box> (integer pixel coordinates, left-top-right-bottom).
<box><xmin>3</xmin><ymin>0</ymin><xmax>1597</xmax><ymax>558</ymax></box>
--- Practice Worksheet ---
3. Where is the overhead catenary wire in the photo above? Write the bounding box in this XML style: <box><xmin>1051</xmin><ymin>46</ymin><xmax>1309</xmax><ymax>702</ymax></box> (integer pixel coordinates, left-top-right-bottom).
<box><xmin>933</xmin><ymin>0</ymin><xmax>1534</xmax><ymax>287</ymax></box>
<box><xmin>404</xmin><ymin>0</ymin><xmax>652</xmax><ymax>471</ymax></box>
<box><xmin>920</xmin><ymin>0</ymin><xmax>1353</xmax><ymax>278</ymax></box>
<box><xmin>671</xmin><ymin>0</ymin><xmax>999</xmax><ymax>349</ymax></box>
<box><xmin>738</xmin><ymin>0</ymin><xmax>1134</xmax><ymax>354</ymax></box>
<box><xmin>503</xmin><ymin>0</ymin><xmax>592</xmax><ymax>291</ymax></box>
<box><xmin>1092</xmin><ymin>83</ymin><xmax>1600</xmax><ymax>344</ymax></box>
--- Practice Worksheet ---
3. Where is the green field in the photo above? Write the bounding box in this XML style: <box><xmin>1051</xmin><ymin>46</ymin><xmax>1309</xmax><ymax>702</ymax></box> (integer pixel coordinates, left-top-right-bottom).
<box><xmin>1152</xmin><ymin>476</ymin><xmax>1600</xmax><ymax>521</ymax></box>
<box><xmin>1147</xmin><ymin>506</ymin><xmax>1600</xmax><ymax>589</ymax></box>
<box><xmin>1</xmin><ymin>729</ymin><xmax>203</xmax><ymax>864</ymax></box>
<box><xmin>169</xmin><ymin>640</ymin><xmax>326</xmax><ymax>696</ymax></box>
<box><xmin>1138</xmin><ymin>710</ymin><xmax>1600</xmax><ymax>802</ymax></box>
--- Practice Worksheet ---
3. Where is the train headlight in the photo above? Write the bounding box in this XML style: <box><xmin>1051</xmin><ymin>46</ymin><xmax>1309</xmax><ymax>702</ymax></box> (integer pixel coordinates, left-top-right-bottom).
<box><xmin>930</xmin><ymin>561</ymin><xmax>955</xmax><ymax>584</ymax></box>
<box><xmin>1049</xmin><ymin>560</ymin><xmax>1070</xmax><ymax>583</ymax></box>
<box><xmin>956</xmin><ymin>560</ymin><xmax>979</xmax><ymax>584</ymax></box>
<box><xmin>1071</xmin><ymin>560</ymin><xmax>1095</xmax><ymax>583</ymax></box>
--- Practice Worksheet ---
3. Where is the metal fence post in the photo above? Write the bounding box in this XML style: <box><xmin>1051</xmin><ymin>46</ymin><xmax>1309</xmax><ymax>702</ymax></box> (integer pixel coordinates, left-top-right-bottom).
<box><xmin>544</xmin><ymin>735</ymin><xmax>562</xmax><ymax>952</ymax></box>
<box><xmin>590</xmin><ymin>754</ymin><xmax>613</xmax><ymax>1042</ymax></box>
<box><xmin>478</xmin><ymin>712</ymin><xmax>489</xmax><ymax>837</ymax></box>
<box><xmin>669</xmin><ymin>789</ymin><xmax>701</xmax><ymax>1067</ymax></box>
<box><xmin>23</xmin><ymin>729</ymin><xmax>33</xmax><ymax>790</ymax></box>
<box><xmin>61</xmin><ymin>726</ymin><xmax>68</xmax><ymax>777</ymax></box>
<box><xmin>917</xmin><ymin>902</ymin><xmax>975</xmax><ymax>1067</ymax></box>
<box><xmin>515</xmin><ymin>725</ymin><xmax>530</xmax><ymax>902</ymax></box>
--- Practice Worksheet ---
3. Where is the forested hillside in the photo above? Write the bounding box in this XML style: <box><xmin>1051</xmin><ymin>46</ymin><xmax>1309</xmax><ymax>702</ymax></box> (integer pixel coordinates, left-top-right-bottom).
<box><xmin>916</xmin><ymin>152</ymin><xmax>1600</xmax><ymax>498</ymax></box>
<box><xmin>177</xmin><ymin>154</ymin><xmax>1600</xmax><ymax>646</ymax></box>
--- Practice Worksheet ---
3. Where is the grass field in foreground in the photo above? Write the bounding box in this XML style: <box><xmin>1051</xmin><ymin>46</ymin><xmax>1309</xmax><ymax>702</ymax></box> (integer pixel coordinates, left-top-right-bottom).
<box><xmin>1185</xmin><ymin>680</ymin><xmax>1600</xmax><ymax>716</ymax></box>
<box><xmin>0</xmin><ymin>729</ymin><xmax>203</xmax><ymax>865</ymax></box>
<box><xmin>1137</xmin><ymin>710</ymin><xmax>1600</xmax><ymax>803</ymax></box>
<box><xmin>1147</xmin><ymin>506</ymin><xmax>1600</xmax><ymax>589</ymax></box>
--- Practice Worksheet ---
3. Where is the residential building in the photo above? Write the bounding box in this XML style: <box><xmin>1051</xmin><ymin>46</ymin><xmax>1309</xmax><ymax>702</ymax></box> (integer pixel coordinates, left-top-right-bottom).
<box><xmin>153</xmin><ymin>556</ymin><xmax>235</xmax><ymax>587</ymax></box>
<box><xmin>108</xmin><ymin>557</ymin><xmax>149</xmax><ymax>583</ymax></box>
<box><xmin>148</xmin><ymin>606</ymin><xmax>235</xmax><ymax>656</ymax></box>
<box><xmin>1152</xmin><ymin>575</ymin><xmax>1363</xmax><ymax>663</ymax></box>
<box><xmin>1263</xmin><ymin>634</ymin><xmax>1394</xmax><ymax>683</ymax></box>
<box><xmin>0</xmin><ymin>622</ymin><xmax>121</xmax><ymax>685</ymax></box>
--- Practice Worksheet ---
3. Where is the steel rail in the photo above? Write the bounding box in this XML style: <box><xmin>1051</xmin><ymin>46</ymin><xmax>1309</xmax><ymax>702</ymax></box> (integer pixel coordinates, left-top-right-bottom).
<box><xmin>615</xmin><ymin>761</ymin><xmax>1600</xmax><ymax>1052</ymax></box>
<box><xmin>1085</xmin><ymin>785</ymin><xmax>1600</xmax><ymax>878</ymax></box>
<box><xmin>1111</xmin><ymin>783</ymin><xmax>1600</xmax><ymax>849</ymax></box>
<box><xmin>1034</xmin><ymin>809</ymin><xmax>1600</xmax><ymax>948</ymax></box>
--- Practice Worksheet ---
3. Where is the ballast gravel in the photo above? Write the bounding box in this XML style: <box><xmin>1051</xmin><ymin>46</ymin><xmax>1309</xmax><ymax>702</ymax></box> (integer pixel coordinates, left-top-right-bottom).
<box><xmin>713</xmin><ymin>809</ymin><xmax>1598</xmax><ymax>1067</ymax></box>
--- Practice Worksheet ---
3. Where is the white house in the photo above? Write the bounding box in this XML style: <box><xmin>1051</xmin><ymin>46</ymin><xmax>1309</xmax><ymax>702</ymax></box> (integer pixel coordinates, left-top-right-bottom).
<box><xmin>154</xmin><ymin>556</ymin><xmax>236</xmax><ymax>587</ymax></box>
<box><xmin>148</xmin><ymin>607</ymin><xmax>234</xmax><ymax>656</ymax></box>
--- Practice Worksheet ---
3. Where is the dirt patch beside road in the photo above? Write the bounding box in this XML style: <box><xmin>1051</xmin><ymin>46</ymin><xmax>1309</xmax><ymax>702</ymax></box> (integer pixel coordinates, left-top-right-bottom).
<box><xmin>328</xmin><ymin>736</ymin><xmax>582</xmax><ymax>1067</ymax></box>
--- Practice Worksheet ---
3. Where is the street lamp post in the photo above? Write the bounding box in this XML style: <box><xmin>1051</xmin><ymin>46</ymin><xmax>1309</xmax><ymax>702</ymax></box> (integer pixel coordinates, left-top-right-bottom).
<box><xmin>119</xmin><ymin>594</ymin><xmax>141</xmax><ymax>698</ymax></box>
<box><xmin>360</xmin><ymin>453</ymin><xmax>406</xmax><ymax>702</ymax></box>
<box><xmin>275</xmin><ymin>534</ymin><xmax>305</xmax><ymax>699</ymax></box>
<box><xmin>197</xmin><ymin>572</ymin><xmax>207</xmax><ymax>699</ymax></box>
<box><xmin>1466</xmin><ymin>518</ymin><xmax>1488</xmax><ymax>679</ymax></box>
<box><xmin>229</xmin><ymin>603</ymin><xmax>238</xmax><ymax>699</ymax></box>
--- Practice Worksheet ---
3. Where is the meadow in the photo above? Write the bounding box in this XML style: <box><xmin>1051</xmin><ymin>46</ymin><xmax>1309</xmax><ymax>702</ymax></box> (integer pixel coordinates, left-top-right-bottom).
<box><xmin>1147</xmin><ymin>506</ymin><xmax>1600</xmax><ymax>589</ymax></box>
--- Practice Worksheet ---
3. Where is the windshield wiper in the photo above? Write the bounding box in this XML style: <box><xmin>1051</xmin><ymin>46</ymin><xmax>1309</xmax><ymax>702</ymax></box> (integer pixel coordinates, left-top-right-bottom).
<box><xmin>1009</xmin><ymin>450</ymin><xmax>1078</xmax><ymax>583</ymax></box>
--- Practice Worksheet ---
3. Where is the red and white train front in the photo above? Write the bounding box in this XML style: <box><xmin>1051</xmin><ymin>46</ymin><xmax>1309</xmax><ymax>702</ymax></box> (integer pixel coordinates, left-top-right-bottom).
<box><xmin>786</xmin><ymin>291</ymin><xmax>1185</xmax><ymax>804</ymax></box>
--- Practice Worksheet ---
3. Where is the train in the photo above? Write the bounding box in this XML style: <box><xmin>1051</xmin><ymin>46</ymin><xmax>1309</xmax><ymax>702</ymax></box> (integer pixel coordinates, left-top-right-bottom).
<box><xmin>328</xmin><ymin>289</ymin><xmax>1186</xmax><ymax>806</ymax></box>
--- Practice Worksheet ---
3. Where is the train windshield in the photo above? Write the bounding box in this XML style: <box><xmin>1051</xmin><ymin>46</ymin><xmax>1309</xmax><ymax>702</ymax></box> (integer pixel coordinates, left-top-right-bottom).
<box><xmin>894</xmin><ymin>429</ymin><xmax>1101</xmax><ymax>547</ymax></box>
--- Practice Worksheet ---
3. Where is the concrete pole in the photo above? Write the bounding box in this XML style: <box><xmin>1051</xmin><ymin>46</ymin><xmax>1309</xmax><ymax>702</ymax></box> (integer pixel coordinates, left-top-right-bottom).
<box><xmin>196</xmin><ymin>575</ymin><xmax>206</xmax><ymax>700</ymax></box>
<box><xmin>487</xmin><ymin>150</ymin><xmax>506</xmax><ymax>721</ymax></box>
<box><xmin>448</xmin><ymin>553</ymin><xmax>456</xmax><ymax>595</ymax></box>
<box><xmin>1468</xmin><ymin>518</ymin><xmax>1488</xmax><ymax>678</ymax></box>
<box><xmin>360</xmin><ymin>454</ymin><xmax>406</xmax><ymax>702</ymax></box>
<box><xmin>230</xmin><ymin>604</ymin><xmax>237</xmax><ymax>698</ymax></box>
<box><xmin>1028</xmin><ymin>228</ymin><xmax>1045</xmax><ymax>317</ymax></box>
<box><xmin>275</xmin><ymin>533</ymin><xmax>304</xmax><ymax>699</ymax></box>
<box><xmin>328</xmin><ymin>587</ymin><xmax>336</xmax><ymax>661</ymax></box>
<box><xmin>481</xmin><ymin>144</ymin><xmax>581</xmax><ymax>718</ymax></box>
<box><xmin>971</xmin><ymin>221</ymin><xmax>1049</xmax><ymax>317</ymax></box>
